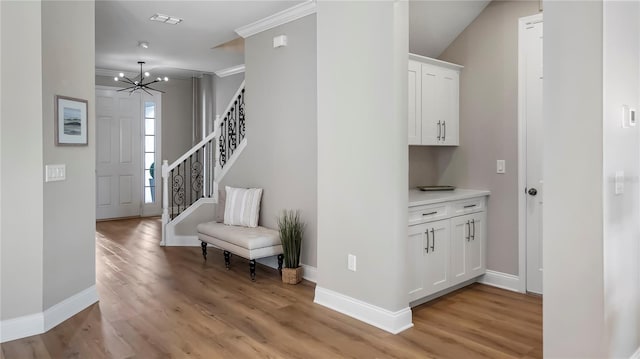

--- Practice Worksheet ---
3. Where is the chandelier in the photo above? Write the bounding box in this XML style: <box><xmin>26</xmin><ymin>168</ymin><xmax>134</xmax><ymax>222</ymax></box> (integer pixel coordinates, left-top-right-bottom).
<box><xmin>114</xmin><ymin>61</ymin><xmax>168</xmax><ymax>95</ymax></box>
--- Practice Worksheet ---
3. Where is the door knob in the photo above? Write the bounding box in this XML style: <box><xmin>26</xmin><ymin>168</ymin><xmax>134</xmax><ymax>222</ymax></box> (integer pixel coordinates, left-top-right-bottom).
<box><xmin>528</xmin><ymin>188</ymin><xmax>538</xmax><ymax>196</ymax></box>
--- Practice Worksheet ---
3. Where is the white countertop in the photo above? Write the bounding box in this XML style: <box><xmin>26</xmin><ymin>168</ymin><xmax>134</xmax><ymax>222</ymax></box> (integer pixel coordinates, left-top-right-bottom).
<box><xmin>409</xmin><ymin>188</ymin><xmax>490</xmax><ymax>207</ymax></box>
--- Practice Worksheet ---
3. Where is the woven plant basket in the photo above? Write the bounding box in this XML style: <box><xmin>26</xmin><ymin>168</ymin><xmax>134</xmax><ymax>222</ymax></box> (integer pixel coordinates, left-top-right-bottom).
<box><xmin>282</xmin><ymin>267</ymin><xmax>303</xmax><ymax>284</ymax></box>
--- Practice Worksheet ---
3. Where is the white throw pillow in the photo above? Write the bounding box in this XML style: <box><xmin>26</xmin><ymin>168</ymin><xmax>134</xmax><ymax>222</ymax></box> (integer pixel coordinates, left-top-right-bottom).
<box><xmin>224</xmin><ymin>186</ymin><xmax>263</xmax><ymax>228</ymax></box>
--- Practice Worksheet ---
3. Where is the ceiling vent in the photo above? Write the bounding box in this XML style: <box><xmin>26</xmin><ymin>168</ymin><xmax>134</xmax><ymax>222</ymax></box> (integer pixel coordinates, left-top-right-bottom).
<box><xmin>150</xmin><ymin>13</ymin><xmax>182</xmax><ymax>25</ymax></box>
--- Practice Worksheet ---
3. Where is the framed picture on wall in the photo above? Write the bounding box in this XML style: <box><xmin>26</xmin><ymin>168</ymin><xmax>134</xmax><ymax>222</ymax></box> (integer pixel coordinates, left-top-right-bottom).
<box><xmin>55</xmin><ymin>95</ymin><xmax>88</xmax><ymax>146</ymax></box>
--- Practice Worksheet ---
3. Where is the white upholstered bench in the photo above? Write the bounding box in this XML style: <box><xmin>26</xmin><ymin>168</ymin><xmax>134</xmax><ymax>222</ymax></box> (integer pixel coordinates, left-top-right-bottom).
<box><xmin>197</xmin><ymin>221</ymin><xmax>283</xmax><ymax>281</ymax></box>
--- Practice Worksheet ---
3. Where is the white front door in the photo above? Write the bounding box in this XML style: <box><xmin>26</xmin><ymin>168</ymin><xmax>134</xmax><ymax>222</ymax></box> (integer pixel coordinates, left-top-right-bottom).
<box><xmin>523</xmin><ymin>19</ymin><xmax>544</xmax><ymax>294</ymax></box>
<box><xmin>96</xmin><ymin>89</ymin><xmax>142</xmax><ymax>220</ymax></box>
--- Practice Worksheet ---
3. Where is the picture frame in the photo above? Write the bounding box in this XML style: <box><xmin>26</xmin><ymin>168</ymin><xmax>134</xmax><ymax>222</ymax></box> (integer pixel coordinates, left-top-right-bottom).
<box><xmin>55</xmin><ymin>95</ymin><xmax>88</xmax><ymax>146</ymax></box>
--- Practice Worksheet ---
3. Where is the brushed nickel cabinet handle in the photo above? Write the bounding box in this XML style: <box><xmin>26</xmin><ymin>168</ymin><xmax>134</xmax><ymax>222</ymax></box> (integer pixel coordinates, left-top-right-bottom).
<box><xmin>442</xmin><ymin>121</ymin><xmax>446</xmax><ymax>141</ymax></box>
<box><xmin>425</xmin><ymin>229</ymin><xmax>430</xmax><ymax>253</ymax></box>
<box><xmin>422</xmin><ymin>211</ymin><xmax>438</xmax><ymax>216</ymax></box>
<box><xmin>471</xmin><ymin>219</ymin><xmax>476</xmax><ymax>240</ymax></box>
<box><xmin>466</xmin><ymin>221</ymin><xmax>470</xmax><ymax>241</ymax></box>
<box><xmin>464</xmin><ymin>204</ymin><xmax>477</xmax><ymax>209</ymax></box>
<box><xmin>431</xmin><ymin>229</ymin><xmax>435</xmax><ymax>251</ymax></box>
<box><xmin>437</xmin><ymin>121</ymin><xmax>441</xmax><ymax>140</ymax></box>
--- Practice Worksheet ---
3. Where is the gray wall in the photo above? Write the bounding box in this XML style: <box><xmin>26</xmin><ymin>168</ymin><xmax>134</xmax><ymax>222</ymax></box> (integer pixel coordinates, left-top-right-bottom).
<box><xmin>411</xmin><ymin>1</ymin><xmax>539</xmax><ymax>275</ymax></box>
<box><xmin>220</xmin><ymin>15</ymin><xmax>317</xmax><ymax>267</ymax></box>
<box><xmin>408</xmin><ymin>146</ymin><xmax>437</xmax><ymax>188</ymax></box>
<box><xmin>544</xmin><ymin>1</ymin><xmax>605</xmax><ymax>357</ymax></box>
<box><xmin>316</xmin><ymin>1</ymin><xmax>409</xmax><ymax>311</ymax></box>
<box><xmin>0</xmin><ymin>0</ymin><xmax>44</xmax><ymax>320</ymax></box>
<box><xmin>95</xmin><ymin>76</ymin><xmax>193</xmax><ymax>164</ymax></box>
<box><xmin>42</xmin><ymin>0</ymin><xmax>96</xmax><ymax>309</ymax></box>
<box><xmin>215</xmin><ymin>72</ymin><xmax>245</xmax><ymax>118</ymax></box>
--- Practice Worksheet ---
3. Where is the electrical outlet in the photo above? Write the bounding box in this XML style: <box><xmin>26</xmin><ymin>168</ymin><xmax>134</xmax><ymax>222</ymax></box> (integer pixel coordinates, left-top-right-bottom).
<box><xmin>348</xmin><ymin>254</ymin><xmax>356</xmax><ymax>272</ymax></box>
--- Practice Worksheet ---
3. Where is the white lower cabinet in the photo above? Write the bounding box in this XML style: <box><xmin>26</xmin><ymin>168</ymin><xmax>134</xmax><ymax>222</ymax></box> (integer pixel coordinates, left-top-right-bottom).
<box><xmin>408</xmin><ymin>219</ymin><xmax>450</xmax><ymax>302</ymax></box>
<box><xmin>451</xmin><ymin>212</ymin><xmax>486</xmax><ymax>285</ymax></box>
<box><xmin>408</xmin><ymin>195</ymin><xmax>487</xmax><ymax>304</ymax></box>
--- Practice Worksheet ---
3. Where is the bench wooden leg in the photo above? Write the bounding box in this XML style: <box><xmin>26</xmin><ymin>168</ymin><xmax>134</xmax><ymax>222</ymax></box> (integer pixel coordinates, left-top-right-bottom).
<box><xmin>200</xmin><ymin>241</ymin><xmax>208</xmax><ymax>260</ymax></box>
<box><xmin>249</xmin><ymin>260</ymin><xmax>256</xmax><ymax>281</ymax></box>
<box><xmin>224</xmin><ymin>251</ymin><xmax>231</xmax><ymax>270</ymax></box>
<box><xmin>277</xmin><ymin>254</ymin><xmax>284</xmax><ymax>275</ymax></box>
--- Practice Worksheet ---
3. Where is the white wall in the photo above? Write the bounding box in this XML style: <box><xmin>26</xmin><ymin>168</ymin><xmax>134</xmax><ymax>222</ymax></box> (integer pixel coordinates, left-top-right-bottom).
<box><xmin>0</xmin><ymin>0</ymin><xmax>44</xmax><ymax>321</ymax></box>
<box><xmin>602</xmin><ymin>1</ymin><xmax>640</xmax><ymax>357</ymax></box>
<box><xmin>42</xmin><ymin>0</ymin><xmax>96</xmax><ymax>310</ymax></box>
<box><xmin>544</xmin><ymin>1</ymin><xmax>605</xmax><ymax>356</ymax></box>
<box><xmin>316</xmin><ymin>1</ymin><xmax>409</xmax><ymax>312</ymax></box>
<box><xmin>221</xmin><ymin>15</ymin><xmax>318</xmax><ymax>267</ymax></box>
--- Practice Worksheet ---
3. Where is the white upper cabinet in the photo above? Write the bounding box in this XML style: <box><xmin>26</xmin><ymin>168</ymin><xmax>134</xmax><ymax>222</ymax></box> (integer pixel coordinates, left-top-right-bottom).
<box><xmin>408</xmin><ymin>54</ymin><xmax>462</xmax><ymax>146</ymax></box>
<box><xmin>408</xmin><ymin>60</ymin><xmax>422</xmax><ymax>145</ymax></box>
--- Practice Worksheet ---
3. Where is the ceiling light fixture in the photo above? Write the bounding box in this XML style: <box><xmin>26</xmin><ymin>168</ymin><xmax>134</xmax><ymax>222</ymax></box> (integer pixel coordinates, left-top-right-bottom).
<box><xmin>138</xmin><ymin>41</ymin><xmax>149</xmax><ymax>49</ymax></box>
<box><xmin>150</xmin><ymin>13</ymin><xmax>182</xmax><ymax>25</ymax></box>
<box><xmin>114</xmin><ymin>61</ymin><xmax>168</xmax><ymax>95</ymax></box>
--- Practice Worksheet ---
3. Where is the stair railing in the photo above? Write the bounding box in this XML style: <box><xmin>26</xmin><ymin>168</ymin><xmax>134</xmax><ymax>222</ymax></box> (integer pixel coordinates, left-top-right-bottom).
<box><xmin>161</xmin><ymin>81</ymin><xmax>246</xmax><ymax>243</ymax></box>
<box><xmin>218</xmin><ymin>85</ymin><xmax>245</xmax><ymax>169</ymax></box>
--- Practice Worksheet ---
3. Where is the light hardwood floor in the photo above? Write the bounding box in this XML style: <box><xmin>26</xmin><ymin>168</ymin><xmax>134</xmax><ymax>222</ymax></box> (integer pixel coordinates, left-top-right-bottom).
<box><xmin>1</xmin><ymin>218</ymin><xmax>542</xmax><ymax>358</ymax></box>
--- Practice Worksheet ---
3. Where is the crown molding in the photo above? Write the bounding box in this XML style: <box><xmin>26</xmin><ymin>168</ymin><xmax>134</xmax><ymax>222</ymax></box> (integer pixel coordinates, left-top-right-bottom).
<box><xmin>235</xmin><ymin>0</ymin><xmax>316</xmax><ymax>38</ymax></box>
<box><xmin>215</xmin><ymin>64</ymin><xmax>245</xmax><ymax>78</ymax></box>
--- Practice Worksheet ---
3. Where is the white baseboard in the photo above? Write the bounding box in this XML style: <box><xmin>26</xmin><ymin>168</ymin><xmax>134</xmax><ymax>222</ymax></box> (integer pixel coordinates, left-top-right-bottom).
<box><xmin>44</xmin><ymin>285</ymin><xmax>98</xmax><ymax>331</ymax></box>
<box><xmin>478</xmin><ymin>270</ymin><xmax>522</xmax><ymax>293</ymax></box>
<box><xmin>0</xmin><ymin>285</ymin><xmax>98</xmax><ymax>343</ymax></box>
<box><xmin>314</xmin><ymin>286</ymin><xmax>413</xmax><ymax>334</ymax></box>
<box><xmin>0</xmin><ymin>312</ymin><xmax>44</xmax><ymax>343</ymax></box>
<box><xmin>301</xmin><ymin>264</ymin><xmax>317</xmax><ymax>283</ymax></box>
<box><xmin>630</xmin><ymin>346</ymin><xmax>640</xmax><ymax>359</ymax></box>
<box><xmin>165</xmin><ymin>235</ymin><xmax>201</xmax><ymax>246</ymax></box>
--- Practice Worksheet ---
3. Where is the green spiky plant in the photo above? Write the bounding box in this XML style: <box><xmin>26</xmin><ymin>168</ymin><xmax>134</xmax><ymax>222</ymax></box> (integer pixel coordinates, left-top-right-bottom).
<box><xmin>278</xmin><ymin>210</ymin><xmax>305</xmax><ymax>268</ymax></box>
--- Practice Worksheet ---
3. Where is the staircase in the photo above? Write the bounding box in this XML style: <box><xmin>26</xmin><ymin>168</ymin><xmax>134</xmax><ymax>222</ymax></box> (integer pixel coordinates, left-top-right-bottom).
<box><xmin>161</xmin><ymin>82</ymin><xmax>246</xmax><ymax>246</ymax></box>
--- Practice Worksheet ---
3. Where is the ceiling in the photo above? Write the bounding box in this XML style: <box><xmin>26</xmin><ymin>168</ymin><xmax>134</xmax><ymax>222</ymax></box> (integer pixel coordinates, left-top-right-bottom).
<box><xmin>95</xmin><ymin>1</ymin><xmax>304</xmax><ymax>78</ymax></box>
<box><xmin>96</xmin><ymin>0</ymin><xmax>489</xmax><ymax>78</ymax></box>
<box><xmin>409</xmin><ymin>0</ymin><xmax>491</xmax><ymax>58</ymax></box>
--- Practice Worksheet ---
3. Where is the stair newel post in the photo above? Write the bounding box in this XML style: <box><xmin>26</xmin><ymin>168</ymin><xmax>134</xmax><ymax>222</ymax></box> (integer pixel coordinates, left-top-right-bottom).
<box><xmin>161</xmin><ymin>160</ymin><xmax>169</xmax><ymax>246</ymax></box>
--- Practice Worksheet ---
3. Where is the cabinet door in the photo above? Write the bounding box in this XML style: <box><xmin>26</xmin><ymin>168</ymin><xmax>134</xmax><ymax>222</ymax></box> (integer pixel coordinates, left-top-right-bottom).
<box><xmin>420</xmin><ymin>63</ymin><xmax>441</xmax><ymax>145</ymax></box>
<box><xmin>408</xmin><ymin>60</ymin><xmax>422</xmax><ymax>145</ymax></box>
<box><xmin>439</xmin><ymin>68</ymin><xmax>459</xmax><ymax>146</ymax></box>
<box><xmin>467</xmin><ymin>212</ymin><xmax>486</xmax><ymax>279</ymax></box>
<box><xmin>451</xmin><ymin>213</ymin><xmax>486</xmax><ymax>285</ymax></box>
<box><xmin>408</xmin><ymin>223</ymin><xmax>429</xmax><ymax>301</ymax></box>
<box><xmin>450</xmin><ymin>214</ymin><xmax>471</xmax><ymax>284</ymax></box>
<box><xmin>423</xmin><ymin>219</ymin><xmax>450</xmax><ymax>296</ymax></box>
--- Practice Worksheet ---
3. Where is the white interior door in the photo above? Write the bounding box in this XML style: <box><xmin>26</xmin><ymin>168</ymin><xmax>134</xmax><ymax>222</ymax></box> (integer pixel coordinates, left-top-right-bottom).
<box><xmin>523</xmin><ymin>19</ymin><xmax>544</xmax><ymax>294</ymax></box>
<box><xmin>96</xmin><ymin>88</ymin><xmax>142</xmax><ymax>220</ymax></box>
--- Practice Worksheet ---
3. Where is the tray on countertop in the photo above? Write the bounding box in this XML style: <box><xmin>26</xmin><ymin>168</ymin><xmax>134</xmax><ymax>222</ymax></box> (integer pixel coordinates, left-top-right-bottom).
<box><xmin>417</xmin><ymin>185</ymin><xmax>456</xmax><ymax>192</ymax></box>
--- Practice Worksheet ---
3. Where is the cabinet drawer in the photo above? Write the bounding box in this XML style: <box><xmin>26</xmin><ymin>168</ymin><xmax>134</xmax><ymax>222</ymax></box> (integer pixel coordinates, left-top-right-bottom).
<box><xmin>450</xmin><ymin>198</ymin><xmax>485</xmax><ymax>215</ymax></box>
<box><xmin>409</xmin><ymin>204</ymin><xmax>448</xmax><ymax>225</ymax></box>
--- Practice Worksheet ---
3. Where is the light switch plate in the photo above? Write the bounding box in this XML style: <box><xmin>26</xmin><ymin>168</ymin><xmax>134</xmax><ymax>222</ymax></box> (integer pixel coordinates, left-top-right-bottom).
<box><xmin>497</xmin><ymin>160</ymin><xmax>506</xmax><ymax>174</ymax></box>
<box><xmin>45</xmin><ymin>164</ymin><xmax>66</xmax><ymax>182</ymax></box>
<box><xmin>348</xmin><ymin>254</ymin><xmax>356</xmax><ymax>272</ymax></box>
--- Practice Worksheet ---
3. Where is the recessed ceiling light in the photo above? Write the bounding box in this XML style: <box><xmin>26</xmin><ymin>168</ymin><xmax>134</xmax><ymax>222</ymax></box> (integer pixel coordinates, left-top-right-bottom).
<box><xmin>138</xmin><ymin>41</ymin><xmax>149</xmax><ymax>49</ymax></box>
<box><xmin>150</xmin><ymin>13</ymin><xmax>182</xmax><ymax>25</ymax></box>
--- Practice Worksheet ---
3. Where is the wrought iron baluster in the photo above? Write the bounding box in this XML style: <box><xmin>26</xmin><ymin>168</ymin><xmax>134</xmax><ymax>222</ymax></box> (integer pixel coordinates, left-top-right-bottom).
<box><xmin>239</xmin><ymin>90</ymin><xmax>245</xmax><ymax>141</ymax></box>
<box><xmin>219</xmin><ymin>118</ymin><xmax>226</xmax><ymax>168</ymax></box>
<box><xmin>228</xmin><ymin>106</ymin><xmax>237</xmax><ymax>157</ymax></box>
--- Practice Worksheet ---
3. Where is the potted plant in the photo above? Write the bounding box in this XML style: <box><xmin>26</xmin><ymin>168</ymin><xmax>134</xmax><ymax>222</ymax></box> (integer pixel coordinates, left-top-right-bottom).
<box><xmin>278</xmin><ymin>210</ymin><xmax>305</xmax><ymax>284</ymax></box>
